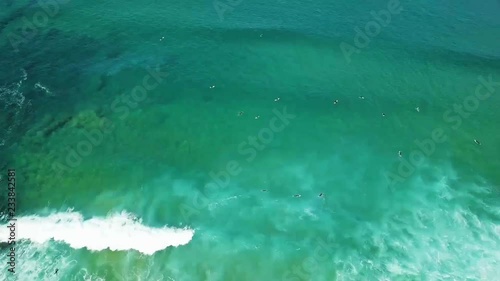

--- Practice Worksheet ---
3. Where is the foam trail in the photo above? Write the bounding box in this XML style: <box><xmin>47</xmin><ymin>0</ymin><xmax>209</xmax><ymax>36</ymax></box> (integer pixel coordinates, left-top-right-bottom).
<box><xmin>0</xmin><ymin>68</ymin><xmax>28</xmax><ymax>146</ymax></box>
<box><xmin>0</xmin><ymin>211</ymin><xmax>194</xmax><ymax>255</ymax></box>
<box><xmin>34</xmin><ymin>82</ymin><xmax>55</xmax><ymax>96</ymax></box>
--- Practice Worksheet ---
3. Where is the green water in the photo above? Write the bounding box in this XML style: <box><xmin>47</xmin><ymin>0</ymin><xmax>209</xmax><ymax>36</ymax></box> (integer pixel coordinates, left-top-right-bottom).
<box><xmin>1</xmin><ymin>0</ymin><xmax>499</xmax><ymax>280</ymax></box>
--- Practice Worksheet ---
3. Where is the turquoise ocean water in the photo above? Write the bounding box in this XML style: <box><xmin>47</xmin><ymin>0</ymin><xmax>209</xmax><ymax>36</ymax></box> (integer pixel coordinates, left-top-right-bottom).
<box><xmin>1</xmin><ymin>0</ymin><xmax>500</xmax><ymax>280</ymax></box>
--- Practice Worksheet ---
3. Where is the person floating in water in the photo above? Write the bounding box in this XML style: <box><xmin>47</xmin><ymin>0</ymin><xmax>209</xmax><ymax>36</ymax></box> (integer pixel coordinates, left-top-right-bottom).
<box><xmin>319</xmin><ymin>193</ymin><xmax>324</xmax><ymax>198</ymax></box>
<box><xmin>55</xmin><ymin>269</ymin><xmax>59</xmax><ymax>274</ymax></box>
<box><xmin>398</xmin><ymin>151</ymin><xmax>402</xmax><ymax>157</ymax></box>
<box><xmin>474</xmin><ymin>139</ymin><xmax>481</xmax><ymax>145</ymax></box>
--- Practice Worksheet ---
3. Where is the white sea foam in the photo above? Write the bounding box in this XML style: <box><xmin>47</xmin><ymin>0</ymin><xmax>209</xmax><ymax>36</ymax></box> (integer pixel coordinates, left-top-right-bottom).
<box><xmin>0</xmin><ymin>241</ymin><xmax>74</xmax><ymax>281</ymax></box>
<box><xmin>0</xmin><ymin>68</ymin><xmax>29</xmax><ymax>146</ymax></box>
<box><xmin>34</xmin><ymin>82</ymin><xmax>55</xmax><ymax>96</ymax></box>
<box><xmin>0</xmin><ymin>211</ymin><xmax>194</xmax><ymax>255</ymax></box>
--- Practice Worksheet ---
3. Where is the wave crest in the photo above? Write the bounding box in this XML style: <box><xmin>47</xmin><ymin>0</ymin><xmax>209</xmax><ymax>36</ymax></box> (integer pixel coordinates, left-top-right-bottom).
<box><xmin>0</xmin><ymin>211</ymin><xmax>194</xmax><ymax>255</ymax></box>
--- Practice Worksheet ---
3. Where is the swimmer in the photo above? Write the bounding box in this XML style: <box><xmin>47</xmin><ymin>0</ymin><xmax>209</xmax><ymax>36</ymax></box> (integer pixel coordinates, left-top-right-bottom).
<box><xmin>398</xmin><ymin>151</ymin><xmax>402</xmax><ymax>157</ymax></box>
<box><xmin>319</xmin><ymin>193</ymin><xmax>324</xmax><ymax>197</ymax></box>
<box><xmin>359</xmin><ymin>96</ymin><xmax>365</xmax><ymax>100</ymax></box>
<box><xmin>382</xmin><ymin>113</ymin><xmax>386</xmax><ymax>117</ymax></box>
<box><xmin>274</xmin><ymin>97</ymin><xmax>280</xmax><ymax>102</ymax></box>
<box><xmin>55</xmin><ymin>269</ymin><xmax>59</xmax><ymax>274</ymax></box>
<box><xmin>333</xmin><ymin>99</ymin><xmax>339</xmax><ymax>105</ymax></box>
<box><xmin>294</xmin><ymin>194</ymin><xmax>301</xmax><ymax>198</ymax></box>
<box><xmin>238</xmin><ymin>111</ymin><xmax>244</xmax><ymax>116</ymax></box>
<box><xmin>261</xmin><ymin>189</ymin><xmax>267</xmax><ymax>192</ymax></box>
<box><xmin>474</xmin><ymin>139</ymin><xmax>481</xmax><ymax>145</ymax></box>
<box><xmin>415</xmin><ymin>107</ymin><xmax>420</xmax><ymax>112</ymax></box>
<box><xmin>255</xmin><ymin>115</ymin><xmax>260</xmax><ymax>120</ymax></box>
